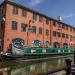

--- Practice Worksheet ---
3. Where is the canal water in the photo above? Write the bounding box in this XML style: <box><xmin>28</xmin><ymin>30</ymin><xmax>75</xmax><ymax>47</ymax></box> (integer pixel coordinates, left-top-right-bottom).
<box><xmin>0</xmin><ymin>55</ymin><xmax>73</xmax><ymax>75</ymax></box>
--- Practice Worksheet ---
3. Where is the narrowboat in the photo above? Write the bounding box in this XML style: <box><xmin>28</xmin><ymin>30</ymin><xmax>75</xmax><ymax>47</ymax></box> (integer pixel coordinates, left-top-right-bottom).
<box><xmin>0</xmin><ymin>38</ymin><xmax>74</xmax><ymax>60</ymax></box>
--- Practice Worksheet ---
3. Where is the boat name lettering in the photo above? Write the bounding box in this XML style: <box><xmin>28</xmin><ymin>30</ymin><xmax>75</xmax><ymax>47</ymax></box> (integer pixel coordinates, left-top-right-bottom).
<box><xmin>58</xmin><ymin>50</ymin><xmax>61</xmax><ymax>53</ymax></box>
<box><xmin>42</xmin><ymin>49</ymin><xmax>46</xmax><ymax>53</ymax></box>
<box><xmin>31</xmin><ymin>49</ymin><xmax>36</xmax><ymax>53</ymax></box>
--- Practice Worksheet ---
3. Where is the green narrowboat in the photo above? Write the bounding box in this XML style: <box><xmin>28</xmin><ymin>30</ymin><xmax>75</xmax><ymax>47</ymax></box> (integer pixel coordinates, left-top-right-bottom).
<box><xmin>23</xmin><ymin>47</ymin><xmax>74</xmax><ymax>56</ymax></box>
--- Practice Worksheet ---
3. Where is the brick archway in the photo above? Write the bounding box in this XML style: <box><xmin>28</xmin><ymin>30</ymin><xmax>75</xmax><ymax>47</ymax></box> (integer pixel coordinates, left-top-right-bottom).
<box><xmin>53</xmin><ymin>42</ymin><xmax>60</xmax><ymax>48</ymax></box>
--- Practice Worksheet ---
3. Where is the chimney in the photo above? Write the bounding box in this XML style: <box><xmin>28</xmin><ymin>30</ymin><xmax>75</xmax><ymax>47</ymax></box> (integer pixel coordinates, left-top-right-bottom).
<box><xmin>57</xmin><ymin>16</ymin><xmax>62</xmax><ymax>21</ymax></box>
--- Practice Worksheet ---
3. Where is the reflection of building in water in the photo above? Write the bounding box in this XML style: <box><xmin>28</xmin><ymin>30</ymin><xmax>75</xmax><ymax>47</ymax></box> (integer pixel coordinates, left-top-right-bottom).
<box><xmin>57</xmin><ymin>59</ymin><xmax>61</xmax><ymax>67</ymax></box>
<box><xmin>30</xmin><ymin>65</ymin><xmax>36</xmax><ymax>72</ymax></box>
<box><xmin>0</xmin><ymin>57</ymin><xmax>68</xmax><ymax>75</ymax></box>
<box><xmin>57</xmin><ymin>59</ymin><xmax>65</xmax><ymax>67</ymax></box>
<box><xmin>11</xmin><ymin>67</ymin><xmax>27</xmax><ymax>75</ymax></box>
<box><xmin>61</xmin><ymin>59</ymin><xmax>65</xmax><ymax>65</ymax></box>
<box><xmin>10</xmin><ymin>63</ymin><xmax>47</xmax><ymax>75</ymax></box>
<box><xmin>42</xmin><ymin>62</ymin><xmax>47</xmax><ymax>71</ymax></box>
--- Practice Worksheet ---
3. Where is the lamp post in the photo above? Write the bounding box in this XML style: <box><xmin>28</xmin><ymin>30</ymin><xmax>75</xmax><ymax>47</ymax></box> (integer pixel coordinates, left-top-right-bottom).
<box><xmin>56</xmin><ymin>27</ymin><xmax>62</xmax><ymax>48</ymax></box>
<box><xmin>27</xmin><ymin>20</ymin><xmax>33</xmax><ymax>46</ymax></box>
<box><xmin>73</xmin><ymin>36</ymin><xmax>75</xmax><ymax>64</ymax></box>
<box><xmin>42</xmin><ymin>18</ymin><xmax>45</xmax><ymax>47</ymax></box>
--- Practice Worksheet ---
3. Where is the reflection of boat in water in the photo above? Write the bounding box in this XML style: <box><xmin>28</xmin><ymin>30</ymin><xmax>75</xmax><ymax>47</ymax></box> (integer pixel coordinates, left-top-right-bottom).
<box><xmin>0</xmin><ymin>67</ymin><xmax>36</xmax><ymax>75</ymax></box>
<box><xmin>11</xmin><ymin>67</ymin><xmax>27</xmax><ymax>75</ymax></box>
<box><xmin>4</xmin><ymin>60</ymin><xmax>66</xmax><ymax>75</ymax></box>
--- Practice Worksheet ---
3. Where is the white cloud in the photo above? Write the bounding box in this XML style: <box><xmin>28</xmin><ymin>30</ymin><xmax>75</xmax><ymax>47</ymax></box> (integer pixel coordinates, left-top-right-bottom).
<box><xmin>62</xmin><ymin>14</ymin><xmax>75</xmax><ymax>19</ymax></box>
<box><xmin>29</xmin><ymin>0</ymin><xmax>44</xmax><ymax>6</ymax></box>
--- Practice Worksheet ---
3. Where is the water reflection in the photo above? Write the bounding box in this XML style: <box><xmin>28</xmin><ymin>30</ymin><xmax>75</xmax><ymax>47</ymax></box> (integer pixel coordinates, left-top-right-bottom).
<box><xmin>0</xmin><ymin>67</ymin><xmax>10</xmax><ymax>75</ymax></box>
<box><xmin>0</xmin><ymin>56</ymin><xmax>73</xmax><ymax>75</ymax></box>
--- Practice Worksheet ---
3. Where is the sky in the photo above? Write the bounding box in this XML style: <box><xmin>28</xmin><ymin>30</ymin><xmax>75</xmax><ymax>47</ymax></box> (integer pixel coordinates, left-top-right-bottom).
<box><xmin>0</xmin><ymin>0</ymin><xmax>75</xmax><ymax>27</ymax></box>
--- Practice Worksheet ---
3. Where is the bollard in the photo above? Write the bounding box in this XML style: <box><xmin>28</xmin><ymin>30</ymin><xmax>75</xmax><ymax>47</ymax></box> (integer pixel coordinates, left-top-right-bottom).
<box><xmin>65</xmin><ymin>59</ymin><xmax>72</xmax><ymax>75</ymax></box>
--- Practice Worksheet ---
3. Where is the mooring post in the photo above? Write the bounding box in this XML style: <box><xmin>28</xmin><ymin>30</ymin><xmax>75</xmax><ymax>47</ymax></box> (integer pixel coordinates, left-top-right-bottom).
<box><xmin>73</xmin><ymin>36</ymin><xmax>75</xmax><ymax>64</ymax></box>
<box><xmin>65</xmin><ymin>59</ymin><xmax>72</xmax><ymax>75</ymax></box>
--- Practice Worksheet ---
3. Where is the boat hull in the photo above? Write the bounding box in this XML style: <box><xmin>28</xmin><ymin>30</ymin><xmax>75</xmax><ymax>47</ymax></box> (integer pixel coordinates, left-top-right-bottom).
<box><xmin>23</xmin><ymin>47</ymin><xmax>74</xmax><ymax>56</ymax></box>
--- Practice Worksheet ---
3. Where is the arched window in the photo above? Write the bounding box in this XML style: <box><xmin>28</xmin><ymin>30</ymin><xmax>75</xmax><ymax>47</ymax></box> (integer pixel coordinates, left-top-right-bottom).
<box><xmin>63</xmin><ymin>43</ymin><xmax>68</xmax><ymax>48</ymax></box>
<box><xmin>45</xmin><ymin>41</ymin><xmax>49</xmax><ymax>47</ymax></box>
<box><xmin>53</xmin><ymin>42</ymin><xmax>60</xmax><ymax>48</ymax></box>
<box><xmin>32</xmin><ymin>40</ymin><xmax>41</xmax><ymax>47</ymax></box>
<box><xmin>12</xmin><ymin>38</ymin><xmax>25</xmax><ymax>48</ymax></box>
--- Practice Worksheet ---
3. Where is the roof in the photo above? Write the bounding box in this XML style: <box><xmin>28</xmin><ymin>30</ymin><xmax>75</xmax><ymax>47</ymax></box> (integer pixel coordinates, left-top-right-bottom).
<box><xmin>1</xmin><ymin>0</ymin><xmax>75</xmax><ymax>29</ymax></box>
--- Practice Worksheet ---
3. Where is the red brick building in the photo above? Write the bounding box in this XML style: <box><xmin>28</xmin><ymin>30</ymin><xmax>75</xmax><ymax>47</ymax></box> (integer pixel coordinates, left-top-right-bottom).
<box><xmin>0</xmin><ymin>0</ymin><xmax>75</xmax><ymax>53</ymax></box>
